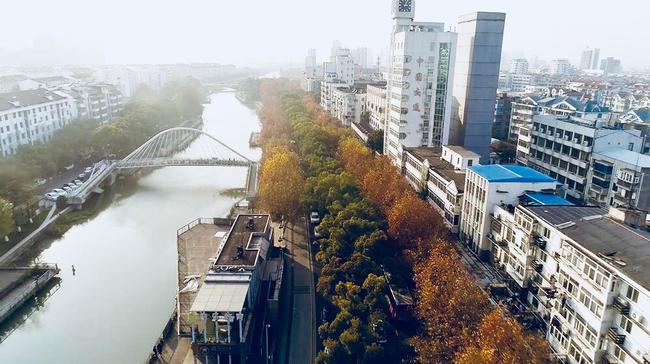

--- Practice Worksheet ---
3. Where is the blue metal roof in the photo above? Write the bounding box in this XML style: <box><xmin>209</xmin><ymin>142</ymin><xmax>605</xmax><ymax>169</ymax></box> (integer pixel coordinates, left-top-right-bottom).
<box><xmin>469</xmin><ymin>165</ymin><xmax>556</xmax><ymax>183</ymax></box>
<box><xmin>523</xmin><ymin>192</ymin><xmax>573</xmax><ymax>206</ymax></box>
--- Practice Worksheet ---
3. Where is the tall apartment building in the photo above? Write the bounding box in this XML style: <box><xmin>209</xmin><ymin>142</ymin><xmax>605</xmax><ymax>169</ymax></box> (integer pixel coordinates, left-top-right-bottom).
<box><xmin>526</xmin><ymin>115</ymin><xmax>643</xmax><ymax>202</ymax></box>
<box><xmin>366</xmin><ymin>83</ymin><xmax>387</xmax><ymax>130</ymax></box>
<box><xmin>460</xmin><ymin>164</ymin><xmax>557</xmax><ymax>259</ymax></box>
<box><xmin>352</xmin><ymin>47</ymin><xmax>369</xmax><ymax>68</ymax></box>
<box><xmin>449</xmin><ymin>12</ymin><xmax>506</xmax><ymax>163</ymax></box>
<box><xmin>601</xmin><ymin>57</ymin><xmax>622</xmax><ymax>74</ymax></box>
<box><xmin>510</xmin><ymin>58</ymin><xmax>529</xmax><ymax>74</ymax></box>
<box><xmin>385</xmin><ymin>0</ymin><xmax>457</xmax><ymax>165</ymax></box>
<box><xmin>580</xmin><ymin>48</ymin><xmax>601</xmax><ymax>70</ymax></box>
<box><xmin>324</xmin><ymin>48</ymin><xmax>354</xmax><ymax>86</ymax></box>
<box><xmin>509</xmin><ymin>96</ymin><xmax>611</xmax><ymax>165</ymax></box>
<box><xmin>587</xmin><ymin>148</ymin><xmax>650</xmax><ymax>212</ymax></box>
<box><xmin>489</xmin><ymin>203</ymin><xmax>650</xmax><ymax>364</ymax></box>
<box><xmin>0</xmin><ymin>89</ymin><xmax>77</xmax><ymax>156</ymax></box>
<box><xmin>499</xmin><ymin>72</ymin><xmax>535</xmax><ymax>92</ymax></box>
<box><xmin>493</xmin><ymin>92</ymin><xmax>517</xmax><ymax>140</ymax></box>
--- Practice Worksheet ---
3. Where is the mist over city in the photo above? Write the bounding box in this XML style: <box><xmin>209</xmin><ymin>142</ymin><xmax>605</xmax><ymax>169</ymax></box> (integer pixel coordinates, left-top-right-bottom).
<box><xmin>0</xmin><ymin>1</ymin><xmax>648</xmax><ymax>364</ymax></box>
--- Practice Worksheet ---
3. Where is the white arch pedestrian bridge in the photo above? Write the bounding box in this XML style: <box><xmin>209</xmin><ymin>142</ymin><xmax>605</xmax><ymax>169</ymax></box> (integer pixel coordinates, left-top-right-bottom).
<box><xmin>66</xmin><ymin>127</ymin><xmax>258</xmax><ymax>205</ymax></box>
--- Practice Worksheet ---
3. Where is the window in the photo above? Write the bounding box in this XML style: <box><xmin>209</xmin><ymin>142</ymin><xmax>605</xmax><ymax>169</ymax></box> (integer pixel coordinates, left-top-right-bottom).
<box><xmin>467</xmin><ymin>160</ymin><xmax>473</xmax><ymax>166</ymax></box>
<box><xmin>620</xmin><ymin>315</ymin><xmax>633</xmax><ymax>333</ymax></box>
<box><xmin>579</xmin><ymin>288</ymin><xmax>603</xmax><ymax>317</ymax></box>
<box><xmin>626</xmin><ymin>285</ymin><xmax>639</xmax><ymax>303</ymax></box>
<box><xmin>560</xmin><ymin>270</ymin><xmax>579</xmax><ymax>296</ymax></box>
<box><xmin>574</xmin><ymin>314</ymin><xmax>597</xmax><ymax>347</ymax></box>
<box><xmin>614</xmin><ymin>345</ymin><xmax>627</xmax><ymax>362</ymax></box>
<box><xmin>568</xmin><ymin>340</ymin><xmax>591</xmax><ymax>364</ymax></box>
<box><xmin>582</xmin><ymin>257</ymin><xmax>610</xmax><ymax>290</ymax></box>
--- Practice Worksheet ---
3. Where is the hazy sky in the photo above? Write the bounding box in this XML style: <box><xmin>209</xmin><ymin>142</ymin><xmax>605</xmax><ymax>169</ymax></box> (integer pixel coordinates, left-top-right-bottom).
<box><xmin>0</xmin><ymin>0</ymin><xmax>647</xmax><ymax>68</ymax></box>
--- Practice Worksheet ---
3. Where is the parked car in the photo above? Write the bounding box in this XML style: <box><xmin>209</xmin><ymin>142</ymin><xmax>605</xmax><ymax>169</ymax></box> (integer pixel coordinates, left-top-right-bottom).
<box><xmin>62</xmin><ymin>186</ymin><xmax>73</xmax><ymax>192</ymax></box>
<box><xmin>78</xmin><ymin>173</ymin><xmax>86</xmax><ymax>181</ymax></box>
<box><xmin>310</xmin><ymin>211</ymin><xmax>320</xmax><ymax>224</ymax></box>
<box><xmin>65</xmin><ymin>183</ymin><xmax>77</xmax><ymax>189</ymax></box>
<box><xmin>314</xmin><ymin>225</ymin><xmax>323</xmax><ymax>239</ymax></box>
<box><xmin>52</xmin><ymin>188</ymin><xmax>66</xmax><ymax>197</ymax></box>
<box><xmin>44</xmin><ymin>192</ymin><xmax>58</xmax><ymax>201</ymax></box>
<box><xmin>74</xmin><ymin>180</ymin><xmax>83</xmax><ymax>186</ymax></box>
<box><xmin>84</xmin><ymin>167</ymin><xmax>93</xmax><ymax>174</ymax></box>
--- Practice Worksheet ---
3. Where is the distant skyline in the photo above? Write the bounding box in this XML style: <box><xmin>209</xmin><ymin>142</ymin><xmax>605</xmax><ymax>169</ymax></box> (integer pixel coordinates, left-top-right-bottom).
<box><xmin>0</xmin><ymin>0</ymin><xmax>647</xmax><ymax>69</ymax></box>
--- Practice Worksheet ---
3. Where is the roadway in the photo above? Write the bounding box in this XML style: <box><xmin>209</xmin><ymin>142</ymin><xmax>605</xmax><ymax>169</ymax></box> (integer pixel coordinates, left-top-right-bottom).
<box><xmin>279</xmin><ymin>217</ymin><xmax>317</xmax><ymax>364</ymax></box>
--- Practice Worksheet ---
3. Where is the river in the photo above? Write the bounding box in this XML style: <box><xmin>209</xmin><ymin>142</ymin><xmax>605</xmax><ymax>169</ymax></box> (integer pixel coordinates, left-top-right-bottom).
<box><xmin>0</xmin><ymin>91</ymin><xmax>261</xmax><ymax>364</ymax></box>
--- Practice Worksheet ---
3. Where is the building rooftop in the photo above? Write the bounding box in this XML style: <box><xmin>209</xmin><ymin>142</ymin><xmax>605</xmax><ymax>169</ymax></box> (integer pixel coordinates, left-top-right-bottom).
<box><xmin>213</xmin><ymin>214</ymin><xmax>270</xmax><ymax>267</ymax></box>
<box><xmin>0</xmin><ymin>89</ymin><xmax>67</xmax><ymax>111</ymax></box>
<box><xmin>469</xmin><ymin>164</ymin><xmax>556</xmax><ymax>183</ymax></box>
<box><xmin>405</xmin><ymin>147</ymin><xmax>468</xmax><ymax>189</ymax></box>
<box><xmin>521</xmin><ymin>192</ymin><xmax>573</xmax><ymax>206</ymax></box>
<box><xmin>595</xmin><ymin>148</ymin><xmax>650</xmax><ymax>168</ymax></box>
<box><xmin>444</xmin><ymin>145</ymin><xmax>481</xmax><ymax>158</ymax></box>
<box><xmin>527</xmin><ymin>205</ymin><xmax>650</xmax><ymax>289</ymax></box>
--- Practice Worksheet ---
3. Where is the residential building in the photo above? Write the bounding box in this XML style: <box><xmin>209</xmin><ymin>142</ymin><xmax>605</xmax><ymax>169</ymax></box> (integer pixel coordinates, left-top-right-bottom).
<box><xmin>330</xmin><ymin>85</ymin><xmax>367</xmax><ymax>126</ymax></box>
<box><xmin>365</xmin><ymin>83</ymin><xmax>387</xmax><ymax>131</ymax></box>
<box><xmin>526</xmin><ymin>114</ymin><xmax>643</xmax><ymax>201</ymax></box>
<box><xmin>580</xmin><ymin>48</ymin><xmax>600</xmax><ymax>70</ymax></box>
<box><xmin>352</xmin><ymin>47</ymin><xmax>369</xmax><ymax>68</ymax></box>
<box><xmin>493</xmin><ymin>93</ymin><xmax>517</xmax><ymax>140</ymax></box>
<box><xmin>489</xmin><ymin>203</ymin><xmax>650</xmax><ymax>364</ymax></box>
<box><xmin>587</xmin><ymin>148</ymin><xmax>650</xmax><ymax>212</ymax></box>
<box><xmin>620</xmin><ymin>108</ymin><xmax>650</xmax><ymax>153</ymax></box>
<box><xmin>499</xmin><ymin>72</ymin><xmax>535</xmax><ymax>92</ymax></box>
<box><xmin>178</xmin><ymin>214</ymin><xmax>283</xmax><ymax>364</ymax></box>
<box><xmin>550</xmin><ymin>59</ymin><xmax>572</xmax><ymax>75</ymax></box>
<box><xmin>450</xmin><ymin>12</ymin><xmax>506</xmax><ymax>163</ymax></box>
<box><xmin>510</xmin><ymin>58</ymin><xmax>529</xmax><ymax>74</ymax></box>
<box><xmin>66</xmin><ymin>84</ymin><xmax>123</xmax><ymax>124</ymax></box>
<box><xmin>460</xmin><ymin>164</ymin><xmax>557</xmax><ymax>259</ymax></box>
<box><xmin>0</xmin><ymin>89</ymin><xmax>76</xmax><ymax>156</ymax></box>
<box><xmin>384</xmin><ymin>0</ymin><xmax>457</xmax><ymax>165</ymax></box>
<box><xmin>402</xmin><ymin>145</ymin><xmax>480</xmax><ymax>232</ymax></box>
<box><xmin>509</xmin><ymin>96</ymin><xmax>611</xmax><ymax>165</ymax></box>
<box><xmin>320</xmin><ymin>80</ymin><xmax>349</xmax><ymax>113</ymax></box>
<box><xmin>601</xmin><ymin>57</ymin><xmax>622</xmax><ymax>74</ymax></box>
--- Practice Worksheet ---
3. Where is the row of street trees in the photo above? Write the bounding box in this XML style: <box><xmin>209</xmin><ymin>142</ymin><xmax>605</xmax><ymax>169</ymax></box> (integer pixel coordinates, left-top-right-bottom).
<box><xmin>254</xmin><ymin>79</ymin><xmax>549</xmax><ymax>364</ymax></box>
<box><xmin>0</xmin><ymin>77</ymin><xmax>206</xmax><ymax>229</ymax></box>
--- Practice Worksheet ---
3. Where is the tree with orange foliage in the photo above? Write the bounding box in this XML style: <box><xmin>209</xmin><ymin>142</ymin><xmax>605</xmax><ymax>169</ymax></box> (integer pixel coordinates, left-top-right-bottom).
<box><xmin>361</xmin><ymin>156</ymin><xmax>410</xmax><ymax>215</ymax></box>
<box><xmin>387</xmin><ymin>193</ymin><xmax>445</xmax><ymax>249</ymax></box>
<box><xmin>259</xmin><ymin>149</ymin><xmax>304</xmax><ymax>219</ymax></box>
<box><xmin>455</xmin><ymin>309</ymin><xmax>549</xmax><ymax>364</ymax></box>
<box><xmin>337</xmin><ymin>137</ymin><xmax>373</xmax><ymax>180</ymax></box>
<box><xmin>412</xmin><ymin>240</ymin><xmax>491</xmax><ymax>363</ymax></box>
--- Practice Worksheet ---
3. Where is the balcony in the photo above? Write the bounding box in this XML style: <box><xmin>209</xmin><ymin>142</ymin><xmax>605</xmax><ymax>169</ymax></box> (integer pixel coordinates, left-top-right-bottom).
<box><xmin>532</xmin><ymin>234</ymin><xmax>547</xmax><ymax>250</ymax></box>
<box><xmin>608</xmin><ymin>327</ymin><xmax>626</xmax><ymax>345</ymax></box>
<box><xmin>613</xmin><ymin>296</ymin><xmax>630</xmax><ymax>315</ymax></box>
<box><xmin>532</xmin><ymin>260</ymin><xmax>544</xmax><ymax>273</ymax></box>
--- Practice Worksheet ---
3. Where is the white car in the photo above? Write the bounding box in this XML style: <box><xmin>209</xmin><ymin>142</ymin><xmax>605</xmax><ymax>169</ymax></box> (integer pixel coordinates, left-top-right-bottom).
<box><xmin>84</xmin><ymin>167</ymin><xmax>93</xmax><ymax>174</ymax></box>
<box><xmin>310</xmin><ymin>211</ymin><xmax>320</xmax><ymax>224</ymax></box>
<box><xmin>62</xmin><ymin>186</ymin><xmax>73</xmax><ymax>192</ymax></box>
<box><xmin>52</xmin><ymin>188</ymin><xmax>67</xmax><ymax>197</ymax></box>
<box><xmin>44</xmin><ymin>192</ymin><xmax>58</xmax><ymax>201</ymax></box>
<box><xmin>74</xmin><ymin>180</ymin><xmax>83</xmax><ymax>186</ymax></box>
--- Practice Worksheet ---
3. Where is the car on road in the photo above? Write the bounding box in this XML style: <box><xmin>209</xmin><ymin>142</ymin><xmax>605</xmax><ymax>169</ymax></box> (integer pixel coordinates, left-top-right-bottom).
<box><xmin>310</xmin><ymin>211</ymin><xmax>320</xmax><ymax>224</ymax></box>
<box><xmin>52</xmin><ymin>188</ymin><xmax>66</xmax><ymax>197</ymax></box>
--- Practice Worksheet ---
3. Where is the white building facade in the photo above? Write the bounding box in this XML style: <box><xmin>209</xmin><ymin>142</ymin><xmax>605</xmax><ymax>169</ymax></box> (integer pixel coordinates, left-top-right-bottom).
<box><xmin>0</xmin><ymin>89</ymin><xmax>77</xmax><ymax>156</ymax></box>
<box><xmin>385</xmin><ymin>0</ymin><xmax>457</xmax><ymax>165</ymax></box>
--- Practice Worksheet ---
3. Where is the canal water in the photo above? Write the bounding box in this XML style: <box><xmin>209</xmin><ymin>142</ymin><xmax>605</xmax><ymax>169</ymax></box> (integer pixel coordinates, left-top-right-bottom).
<box><xmin>0</xmin><ymin>92</ymin><xmax>261</xmax><ymax>364</ymax></box>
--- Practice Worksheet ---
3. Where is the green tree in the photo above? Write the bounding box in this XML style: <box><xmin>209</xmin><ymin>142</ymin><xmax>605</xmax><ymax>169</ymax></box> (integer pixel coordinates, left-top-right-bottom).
<box><xmin>0</xmin><ymin>197</ymin><xmax>14</xmax><ymax>238</ymax></box>
<box><xmin>366</xmin><ymin>129</ymin><xmax>384</xmax><ymax>154</ymax></box>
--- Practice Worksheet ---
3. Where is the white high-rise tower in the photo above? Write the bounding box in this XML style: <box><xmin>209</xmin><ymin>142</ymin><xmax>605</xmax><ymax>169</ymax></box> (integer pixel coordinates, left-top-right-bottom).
<box><xmin>384</xmin><ymin>0</ymin><xmax>457</xmax><ymax>165</ymax></box>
